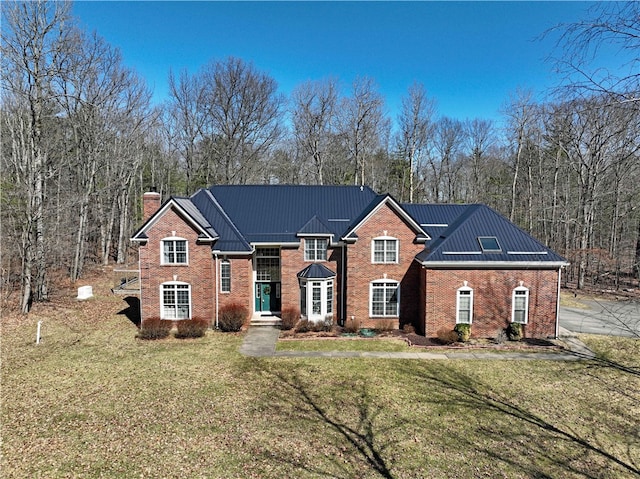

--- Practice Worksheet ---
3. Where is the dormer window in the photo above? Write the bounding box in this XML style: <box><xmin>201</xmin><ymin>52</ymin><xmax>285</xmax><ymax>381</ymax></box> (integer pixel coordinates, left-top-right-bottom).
<box><xmin>162</xmin><ymin>238</ymin><xmax>188</xmax><ymax>264</ymax></box>
<box><xmin>372</xmin><ymin>237</ymin><xmax>398</xmax><ymax>263</ymax></box>
<box><xmin>304</xmin><ymin>238</ymin><xmax>328</xmax><ymax>262</ymax></box>
<box><xmin>478</xmin><ymin>236</ymin><xmax>501</xmax><ymax>253</ymax></box>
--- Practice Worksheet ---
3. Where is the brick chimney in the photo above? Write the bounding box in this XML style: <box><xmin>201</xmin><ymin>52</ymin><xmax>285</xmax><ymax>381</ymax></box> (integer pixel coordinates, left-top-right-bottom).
<box><xmin>143</xmin><ymin>188</ymin><xmax>161</xmax><ymax>221</ymax></box>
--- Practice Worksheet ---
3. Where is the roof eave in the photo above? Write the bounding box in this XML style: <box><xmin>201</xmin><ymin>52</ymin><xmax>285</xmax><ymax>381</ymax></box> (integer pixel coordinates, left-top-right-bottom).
<box><xmin>417</xmin><ymin>259</ymin><xmax>570</xmax><ymax>268</ymax></box>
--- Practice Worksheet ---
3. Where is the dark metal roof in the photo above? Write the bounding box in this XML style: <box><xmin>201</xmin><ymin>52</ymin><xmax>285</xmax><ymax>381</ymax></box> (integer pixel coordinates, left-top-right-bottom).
<box><xmin>190</xmin><ymin>189</ymin><xmax>253</xmax><ymax>253</ymax></box>
<box><xmin>208</xmin><ymin>184</ymin><xmax>378</xmax><ymax>244</ymax></box>
<box><xmin>401</xmin><ymin>203</ymin><xmax>469</xmax><ymax>242</ymax></box>
<box><xmin>173</xmin><ymin>197</ymin><xmax>218</xmax><ymax>239</ymax></box>
<box><xmin>297</xmin><ymin>215</ymin><xmax>333</xmax><ymax>236</ymax></box>
<box><xmin>297</xmin><ymin>263</ymin><xmax>336</xmax><ymax>279</ymax></box>
<box><xmin>416</xmin><ymin>204</ymin><xmax>567</xmax><ymax>264</ymax></box>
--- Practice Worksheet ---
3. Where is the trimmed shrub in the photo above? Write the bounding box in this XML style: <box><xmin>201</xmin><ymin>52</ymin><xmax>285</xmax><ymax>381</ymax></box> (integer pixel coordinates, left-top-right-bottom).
<box><xmin>311</xmin><ymin>318</ymin><xmax>333</xmax><ymax>333</ymax></box>
<box><xmin>375</xmin><ymin>319</ymin><xmax>395</xmax><ymax>332</ymax></box>
<box><xmin>175</xmin><ymin>317</ymin><xmax>209</xmax><ymax>339</ymax></box>
<box><xmin>494</xmin><ymin>328</ymin><xmax>508</xmax><ymax>344</ymax></box>
<box><xmin>343</xmin><ymin>317</ymin><xmax>360</xmax><ymax>334</ymax></box>
<box><xmin>280</xmin><ymin>306</ymin><xmax>300</xmax><ymax>331</ymax></box>
<box><xmin>295</xmin><ymin>319</ymin><xmax>311</xmax><ymax>333</ymax></box>
<box><xmin>437</xmin><ymin>328</ymin><xmax>459</xmax><ymax>345</ymax></box>
<box><xmin>138</xmin><ymin>317</ymin><xmax>172</xmax><ymax>340</ymax></box>
<box><xmin>454</xmin><ymin>323</ymin><xmax>471</xmax><ymax>342</ymax></box>
<box><xmin>218</xmin><ymin>303</ymin><xmax>248</xmax><ymax>332</ymax></box>
<box><xmin>402</xmin><ymin>323</ymin><xmax>416</xmax><ymax>335</ymax></box>
<box><xmin>507</xmin><ymin>322</ymin><xmax>523</xmax><ymax>341</ymax></box>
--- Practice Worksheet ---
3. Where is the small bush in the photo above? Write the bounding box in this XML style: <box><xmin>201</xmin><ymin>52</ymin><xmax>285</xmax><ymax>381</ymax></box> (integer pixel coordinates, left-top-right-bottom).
<box><xmin>138</xmin><ymin>317</ymin><xmax>173</xmax><ymax>340</ymax></box>
<box><xmin>175</xmin><ymin>317</ymin><xmax>209</xmax><ymax>339</ymax></box>
<box><xmin>343</xmin><ymin>317</ymin><xmax>360</xmax><ymax>334</ymax></box>
<box><xmin>437</xmin><ymin>328</ymin><xmax>459</xmax><ymax>345</ymax></box>
<box><xmin>507</xmin><ymin>322</ymin><xmax>523</xmax><ymax>341</ymax></box>
<box><xmin>295</xmin><ymin>319</ymin><xmax>311</xmax><ymax>333</ymax></box>
<box><xmin>402</xmin><ymin>323</ymin><xmax>416</xmax><ymax>334</ymax></box>
<box><xmin>494</xmin><ymin>328</ymin><xmax>508</xmax><ymax>344</ymax></box>
<box><xmin>280</xmin><ymin>306</ymin><xmax>300</xmax><ymax>331</ymax></box>
<box><xmin>375</xmin><ymin>319</ymin><xmax>395</xmax><ymax>332</ymax></box>
<box><xmin>311</xmin><ymin>318</ymin><xmax>333</xmax><ymax>332</ymax></box>
<box><xmin>218</xmin><ymin>303</ymin><xmax>248</xmax><ymax>332</ymax></box>
<box><xmin>454</xmin><ymin>323</ymin><xmax>471</xmax><ymax>342</ymax></box>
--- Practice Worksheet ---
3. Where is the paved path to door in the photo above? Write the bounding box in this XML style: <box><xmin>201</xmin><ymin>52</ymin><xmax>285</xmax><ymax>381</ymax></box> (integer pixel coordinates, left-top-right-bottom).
<box><xmin>240</xmin><ymin>326</ymin><xmax>595</xmax><ymax>360</ymax></box>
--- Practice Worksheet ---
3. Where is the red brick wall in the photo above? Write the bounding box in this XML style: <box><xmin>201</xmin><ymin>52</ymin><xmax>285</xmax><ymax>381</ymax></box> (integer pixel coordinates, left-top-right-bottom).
<box><xmin>216</xmin><ymin>255</ymin><xmax>253</xmax><ymax>326</ymax></box>
<box><xmin>422</xmin><ymin>268</ymin><xmax>560</xmax><ymax>339</ymax></box>
<box><xmin>139</xmin><ymin>206</ymin><xmax>215</xmax><ymax>324</ymax></box>
<box><xmin>344</xmin><ymin>203</ymin><xmax>424</xmax><ymax>330</ymax></box>
<box><xmin>280</xmin><ymin>243</ymin><xmax>342</xmax><ymax>321</ymax></box>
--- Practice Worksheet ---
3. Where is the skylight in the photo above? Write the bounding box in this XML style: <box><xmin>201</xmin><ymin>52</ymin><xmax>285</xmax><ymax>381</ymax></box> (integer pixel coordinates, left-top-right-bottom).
<box><xmin>478</xmin><ymin>236</ymin><xmax>501</xmax><ymax>253</ymax></box>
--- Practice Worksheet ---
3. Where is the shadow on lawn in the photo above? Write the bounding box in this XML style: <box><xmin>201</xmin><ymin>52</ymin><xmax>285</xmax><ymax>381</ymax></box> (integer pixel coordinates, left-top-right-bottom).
<box><xmin>258</xmin><ymin>364</ymin><xmax>402</xmax><ymax>479</ymax></box>
<box><xmin>400</xmin><ymin>362</ymin><xmax>640</xmax><ymax>478</ymax></box>
<box><xmin>117</xmin><ymin>296</ymin><xmax>141</xmax><ymax>328</ymax></box>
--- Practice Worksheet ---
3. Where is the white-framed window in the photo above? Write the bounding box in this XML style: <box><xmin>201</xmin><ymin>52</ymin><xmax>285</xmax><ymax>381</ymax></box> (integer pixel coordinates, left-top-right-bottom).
<box><xmin>372</xmin><ymin>237</ymin><xmax>398</xmax><ymax>263</ymax></box>
<box><xmin>456</xmin><ymin>285</ymin><xmax>473</xmax><ymax>324</ymax></box>
<box><xmin>220</xmin><ymin>260</ymin><xmax>231</xmax><ymax>293</ymax></box>
<box><xmin>512</xmin><ymin>286</ymin><xmax>529</xmax><ymax>324</ymax></box>
<box><xmin>162</xmin><ymin>237</ymin><xmax>188</xmax><ymax>264</ymax></box>
<box><xmin>304</xmin><ymin>238</ymin><xmax>328</xmax><ymax>261</ymax></box>
<box><xmin>300</xmin><ymin>279</ymin><xmax>333</xmax><ymax>321</ymax></box>
<box><xmin>161</xmin><ymin>282</ymin><xmax>191</xmax><ymax>319</ymax></box>
<box><xmin>370</xmin><ymin>281</ymin><xmax>399</xmax><ymax>317</ymax></box>
<box><xmin>256</xmin><ymin>247</ymin><xmax>280</xmax><ymax>281</ymax></box>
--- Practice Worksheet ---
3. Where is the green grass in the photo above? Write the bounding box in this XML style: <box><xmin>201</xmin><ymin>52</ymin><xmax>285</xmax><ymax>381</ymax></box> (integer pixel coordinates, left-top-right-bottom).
<box><xmin>277</xmin><ymin>338</ymin><xmax>411</xmax><ymax>352</ymax></box>
<box><xmin>2</xmin><ymin>289</ymin><xmax>639</xmax><ymax>478</ymax></box>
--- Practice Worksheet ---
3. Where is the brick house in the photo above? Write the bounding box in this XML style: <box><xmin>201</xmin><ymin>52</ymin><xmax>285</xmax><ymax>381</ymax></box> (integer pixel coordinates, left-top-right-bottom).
<box><xmin>132</xmin><ymin>185</ymin><xmax>567</xmax><ymax>339</ymax></box>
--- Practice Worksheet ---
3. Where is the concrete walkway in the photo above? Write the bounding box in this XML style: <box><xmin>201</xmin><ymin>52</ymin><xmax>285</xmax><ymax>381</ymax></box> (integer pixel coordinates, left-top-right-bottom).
<box><xmin>240</xmin><ymin>325</ymin><xmax>596</xmax><ymax>360</ymax></box>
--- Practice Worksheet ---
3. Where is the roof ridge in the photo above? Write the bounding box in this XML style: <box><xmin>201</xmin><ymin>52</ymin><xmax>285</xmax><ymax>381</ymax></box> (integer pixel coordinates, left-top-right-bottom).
<box><xmin>200</xmin><ymin>188</ymin><xmax>252</xmax><ymax>250</ymax></box>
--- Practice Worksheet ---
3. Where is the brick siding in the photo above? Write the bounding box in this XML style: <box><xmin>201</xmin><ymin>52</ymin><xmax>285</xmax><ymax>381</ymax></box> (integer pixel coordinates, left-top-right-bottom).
<box><xmin>422</xmin><ymin>268</ymin><xmax>560</xmax><ymax>339</ymax></box>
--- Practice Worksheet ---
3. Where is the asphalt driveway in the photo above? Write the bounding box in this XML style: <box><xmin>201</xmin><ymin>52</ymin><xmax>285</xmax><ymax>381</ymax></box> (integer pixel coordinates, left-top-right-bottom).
<box><xmin>559</xmin><ymin>298</ymin><xmax>640</xmax><ymax>338</ymax></box>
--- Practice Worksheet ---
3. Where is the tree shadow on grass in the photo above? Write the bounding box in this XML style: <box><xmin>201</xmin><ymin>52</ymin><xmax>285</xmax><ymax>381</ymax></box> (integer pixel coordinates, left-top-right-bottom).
<box><xmin>256</xmin><ymin>363</ymin><xmax>403</xmax><ymax>479</ymax></box>
<box><xmin>117</xmin><ymin>296</ymin><xmax>140</xmax><ymax>328</ymax></box>
<box><xmin>400</xmin><ymin>361</ymin><xmax>640</xmax><ymax>478</ymax></box>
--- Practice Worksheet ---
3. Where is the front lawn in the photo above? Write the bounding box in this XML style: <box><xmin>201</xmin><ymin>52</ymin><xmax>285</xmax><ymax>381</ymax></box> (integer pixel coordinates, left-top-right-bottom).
<box><xmin>2</xmin><ymin>279</ymin><xmax>639</xmax><ymax>478</ymax></box>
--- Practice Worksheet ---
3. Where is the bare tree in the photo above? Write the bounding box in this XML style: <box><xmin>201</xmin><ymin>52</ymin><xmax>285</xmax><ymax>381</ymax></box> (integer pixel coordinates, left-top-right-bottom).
<box><xmin>1</xmin><ymin>0</ymin><xmax>76</xmax><ymax>311</ymax></box>
<box><xmin>291</xmin><ymin>78</ymin><xmax>339</xmax><ymax>185</ymax></box>
<box><xmin>396</xmin><ymin>82</ymin><xmax>435</xmax><ymax>203</ymax></box>
<box><xmin>550</xmin><ymin>1</ymin><xmax>640</xmax><ymax>104</ymax></box>
<box><xmin>431</xmin><ymin>117</ymin><xmax>466</xmax><ymax>203</ymax></box>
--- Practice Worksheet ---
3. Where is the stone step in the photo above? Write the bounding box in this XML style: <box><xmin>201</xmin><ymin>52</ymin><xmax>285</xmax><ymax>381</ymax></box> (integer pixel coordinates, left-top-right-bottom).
<box><xmin>250</xmin><ymin>316</ymin><xmax>282</xmax><ymax>327</ymax></box>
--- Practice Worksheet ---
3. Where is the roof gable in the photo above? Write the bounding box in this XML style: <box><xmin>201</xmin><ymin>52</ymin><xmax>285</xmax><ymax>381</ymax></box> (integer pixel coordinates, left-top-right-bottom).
<box><xmin>297</xmin><ymin>215</ymin><xmax>333</xmax><ymax>237</ymax></box>
<box><xmin>131</xmin><ymin>197</ymin><xmax>218</xmax><ymax>242</ymax></box>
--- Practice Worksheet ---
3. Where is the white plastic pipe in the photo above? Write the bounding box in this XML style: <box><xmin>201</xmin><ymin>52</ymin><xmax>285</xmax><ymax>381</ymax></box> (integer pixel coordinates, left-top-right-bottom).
<box><xmin>36</xmin><ymin>321</ymin><xmax>42</xmax><ymax>345</ymax></box>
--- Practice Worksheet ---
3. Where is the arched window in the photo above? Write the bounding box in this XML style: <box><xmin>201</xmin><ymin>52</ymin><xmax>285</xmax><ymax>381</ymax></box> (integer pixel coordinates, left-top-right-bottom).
<box><xmin>161</xmin><ymin>281</ymin><xmax>191</xmax><ymax>319</ymax></box>
<box><xmin>161</xmin><ymin>236</ymin><xmax>188</xmax><ymax>264</ymax></box>
<box><xmin>456</xmin><ymin>283</ymin><xmax>473</xmax><ymax>324</ymax></box>
<box><xmin>370</xmin><ymin>280</ymin><xmax>400</xmax><ymax>317</ymax></box>
<box><xmin>220</xmin><ymin>260</ymin><xmax>231</xmax><ymax>293</ymax></box>
<box><xmin>512</xmin><ymin>285</ymin><xmax>529</xmax><ymax>324</ymax></box>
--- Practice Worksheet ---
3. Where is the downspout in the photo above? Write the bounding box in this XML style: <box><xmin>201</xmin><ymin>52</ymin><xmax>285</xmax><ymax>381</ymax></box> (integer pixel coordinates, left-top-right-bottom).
<box><xmin>341</xmin><ymin>242</ymin><xmax>346</xmax><ymax>325</ymax></box>
<box><xmin>555</xmin><ymin>266</ymin><xmax>562</xmax><ymax>339</ymax></box>
<box><xmin>214</xmin><ymin>252</ymin><xmax>219</xmax><ymax>329</ymax></box>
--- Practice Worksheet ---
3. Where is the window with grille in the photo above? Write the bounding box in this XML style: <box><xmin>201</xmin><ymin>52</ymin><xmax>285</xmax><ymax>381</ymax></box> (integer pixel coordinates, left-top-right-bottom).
<box><xmin>304</xmin><ymin>238</ymin><xmax>328</xmax><ymax>261</ymax></box>
<box><xmin>162</xmin><ymin>238</ymin><xmax>187</xmax><ymax>264</ymax></box>
<box><xmin>370</xmin><ymin>281</ymin><xmax>399</xmax><ymax>317</ymax></box>
<box><xmin>161</xmin><ymin>282</ymin><xmax>191</xmax><ymax>319</ymax></box>
<box><xmin>220</xmin><ymin>260</ymin><xmax>231</xmax><ymax>293</ymax></box>
<box><xmin>372</xmin><ymin>238</ymin><xmax>398</xmax><ymax>263</ymax></box>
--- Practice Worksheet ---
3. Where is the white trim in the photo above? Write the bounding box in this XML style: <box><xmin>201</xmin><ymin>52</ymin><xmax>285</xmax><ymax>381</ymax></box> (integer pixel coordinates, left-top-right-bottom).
<box><xmin>134</xmin><ymin>199</ymin><xmax>217</xmax><ymax>241</ymax></box>
<box><xmin>369</xmin><ymin>280</ymin><xmax>400</xmax><ymax>318</ymax></box>
<box><xmin>421</xmin><ymin>223</ymin><xmax>448</xmax><ymax>227</ymax></box>
<box><xmin>304</xmin><ymin>238</ymin><xmax>329</xmax><ymax>262</ymax></box>
<box><xmin>160</xmin><ymin>281</ymin><xmax>191</xmax><ymax>320</ymax></box>
<box><xmin>456</xmin><ymin>284</ymin><xmax>473</xmax><ymax>324</ymax></box>
<box><xmin>507</xmin><ymin>251</ymin><xmax>549</xmax><ymax>255</ymax></box>
<box><xmin>220</xmin><ymin>259</ymin><xmax>231</xmax><ymax>293</ymax></box>
<box><xmin>300</xmin><ymin>278</ymin><xmax>334</xmax><ymax>321</ymax></box>
<box><xmin>371</xmin><ymin>237</ymin><xmax>399</xmax><ymax>264</ymax></box>
<box><xmin>418</xmin><ymin>260</ymin><xmax>569</xmax><ymax>268</ymax></box>
<box><xmin>161</xmin><ymin>237</ymin><xmax>189</xmax><ymax>265</ymax></box>
<box><xmin>511</xmin><ymin>285</ymin><xmax>529</xmax><ymax>324</ymax></box>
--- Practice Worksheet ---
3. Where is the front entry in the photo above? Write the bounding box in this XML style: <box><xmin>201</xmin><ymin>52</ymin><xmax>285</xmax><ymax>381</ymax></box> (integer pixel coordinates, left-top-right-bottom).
<box><xmin>255</xmin><ymin>282</ymin><xmax>280</xmax><ymax>313</ymax></box>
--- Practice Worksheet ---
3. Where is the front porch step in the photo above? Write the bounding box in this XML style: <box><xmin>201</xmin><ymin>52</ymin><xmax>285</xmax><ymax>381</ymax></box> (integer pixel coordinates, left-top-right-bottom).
<box><xmin>250</xmin><ymin>315</ymin><xmax>282</xmax><ymax>327</ymax></box>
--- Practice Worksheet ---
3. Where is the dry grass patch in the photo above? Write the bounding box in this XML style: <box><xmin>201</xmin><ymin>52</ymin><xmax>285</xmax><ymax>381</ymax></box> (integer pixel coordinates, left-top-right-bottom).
<box><xmin>2</xmin><ymin>271</ymin><xmax>639</xmax><ymax>478</ymax></box>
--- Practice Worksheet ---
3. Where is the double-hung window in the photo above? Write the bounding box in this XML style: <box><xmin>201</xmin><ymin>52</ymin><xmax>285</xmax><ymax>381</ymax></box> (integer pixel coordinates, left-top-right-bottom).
<box><xmin>456</xmin><ymin>286</ymin><xmax>473</xmax><ymax>324</ymax></box>
<box><xmin>161</xmin><ymin>282</ymin><xmax>191</xmax><ymax>319</ymax></box>
<box><xmin>372</xmin><ymin>238</ymin><xmax>398</xmax><ymax>263</ymax></box>
<box><xmin>162</xmin><ymin>238</ymin><xmax>187</xmax><ymax>264</ymax></box>
<box><xmin>512</xmin><ymin>287</ymin><xmax>529</xmax><ymax>324</ymax></box>
<box><xmin>370</xmin><ymin>281</ymin><xmax>399</xmax><ymax>317</ymax></box>
<box><xmin>304</xmin><ymin>238</ymin><xmax>328</xmax><ymax>261</ymax></box>
<box><xmin>220</xmin><ymin>260</ymin><xmax>231</xmax><ymax>293</ymax></box>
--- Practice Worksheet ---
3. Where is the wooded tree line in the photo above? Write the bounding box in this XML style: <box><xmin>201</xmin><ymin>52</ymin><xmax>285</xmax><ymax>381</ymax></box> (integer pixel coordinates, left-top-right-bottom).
<box><xmin>2</xmin><ymin>0</ymin><xmax>639</xmax><ymax>313</ymax></box>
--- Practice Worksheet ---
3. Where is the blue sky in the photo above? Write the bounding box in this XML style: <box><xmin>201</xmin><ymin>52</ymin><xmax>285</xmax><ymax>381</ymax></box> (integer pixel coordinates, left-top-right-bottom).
<box><xmin>72</xmin><ymin>1</ymin><xmax>615</xmax><ymax>123</ymax></box>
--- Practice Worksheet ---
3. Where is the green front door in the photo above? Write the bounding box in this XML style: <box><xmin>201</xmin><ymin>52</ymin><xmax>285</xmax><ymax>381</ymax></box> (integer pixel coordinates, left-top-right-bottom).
<box><xmin>255</xmin><ymin>283</ymin><xmax>271</xmax><ymax>312</ymax></box>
